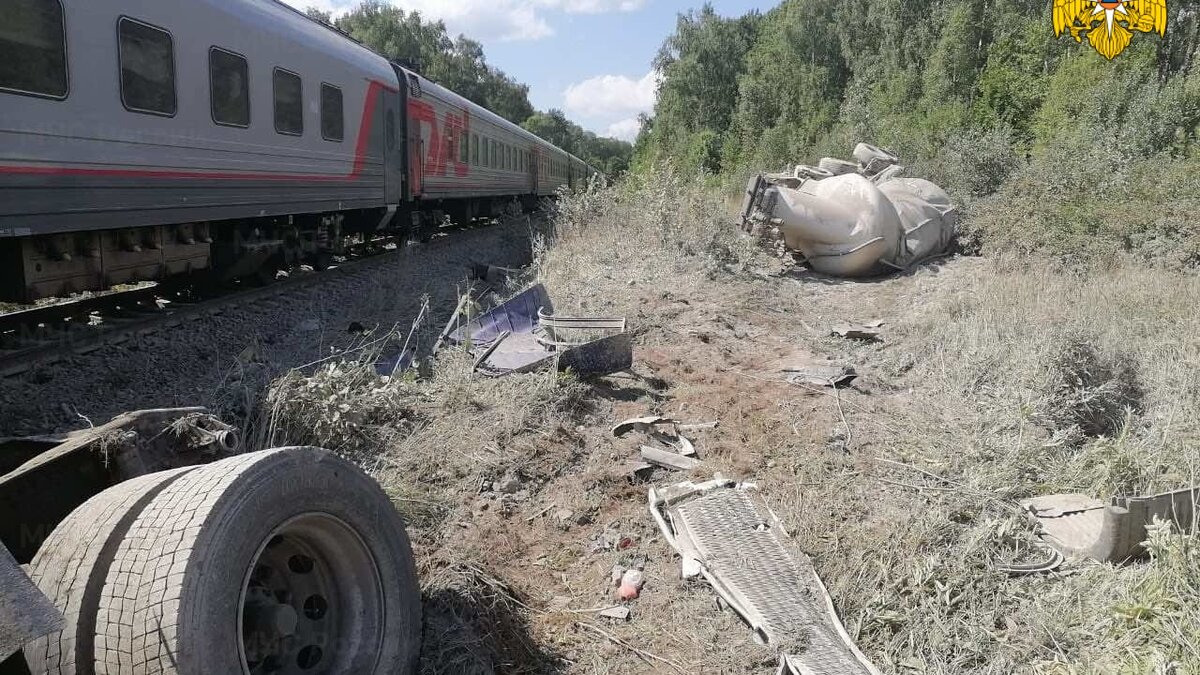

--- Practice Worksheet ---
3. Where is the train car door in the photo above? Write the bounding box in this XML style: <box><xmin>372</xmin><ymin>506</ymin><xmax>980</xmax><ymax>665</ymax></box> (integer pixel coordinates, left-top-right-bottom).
<box><xmin>394</xmin><ymin>67</ymin><xmax>424</xmax><ymax>201</ymax></box>
<box><xmin>383</xmin><ymin>86</ymin><xmax>404</xmax><ymax>205</ymax></box>
<box><xmin>528</xmin><ymin>146</ymin><xmax>538</xmax><ymax>194</ymax></box>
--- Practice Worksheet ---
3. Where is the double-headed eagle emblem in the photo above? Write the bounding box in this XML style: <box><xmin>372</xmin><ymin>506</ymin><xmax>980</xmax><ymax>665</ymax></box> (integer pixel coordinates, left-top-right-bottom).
<box><xmin>1053</xmin><ymin>0</ymin><xmax>1167</xmax><ymax>59</ymax></box>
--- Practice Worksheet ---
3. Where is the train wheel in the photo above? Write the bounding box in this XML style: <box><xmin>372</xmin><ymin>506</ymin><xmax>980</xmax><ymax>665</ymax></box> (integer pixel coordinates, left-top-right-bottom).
<box><xmin>23</xmin><ymin>468</ymin><xmax>197</xmax><ymax>675</ymax></box>
<box><xmin>94</xmin><ymin>447</ymin><xmax>421</xmax><ymax>675</ymax></box>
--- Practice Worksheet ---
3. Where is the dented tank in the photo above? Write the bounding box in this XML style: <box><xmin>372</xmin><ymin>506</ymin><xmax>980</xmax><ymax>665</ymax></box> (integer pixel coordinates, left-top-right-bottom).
<box><xmin>741</xmin><ymin>144</ymin><xmax>958</xmax><ymax>276</ymax></box>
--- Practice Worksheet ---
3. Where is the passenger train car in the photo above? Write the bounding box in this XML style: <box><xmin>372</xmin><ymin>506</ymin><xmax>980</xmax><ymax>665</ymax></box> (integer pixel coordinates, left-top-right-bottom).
<box><xmin>0</xmin><ymin>0</ymin><xmax>597</xmax><ymax>301</ymax></box>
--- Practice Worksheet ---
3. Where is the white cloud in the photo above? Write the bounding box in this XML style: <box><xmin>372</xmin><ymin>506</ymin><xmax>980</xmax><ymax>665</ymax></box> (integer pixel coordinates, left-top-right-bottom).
<box><xmin>284</xmin><ymin>0</ymin><xmax>643</xmax><ymax>42</ymax></box>
<box><xmin>540</xmin><ymin>0</ymin><xmax>645</xmax><ymax>13</ymax></box>
<box><xmin>563</xmin><ymin>70</ymin><xmax>657</xmax><ymax>122</ymax></box>
<box><xmin>392</xmin><ymin>0</ymin><xmax>552</xmax><ymax>41</ymax></box>
<box><xmin>605</xmin><ymin>118</ymin><xmax>642</xmax><ymax>143</ymax></box>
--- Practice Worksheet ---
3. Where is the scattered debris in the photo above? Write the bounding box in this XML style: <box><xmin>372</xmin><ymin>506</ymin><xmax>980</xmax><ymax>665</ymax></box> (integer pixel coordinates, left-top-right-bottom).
<box><xmin>625</xmin><ymin>461</ymin><xmax>656</xmax><ymax>482</ymax></box>
<box><xmin>676</xmin><ymin>435</ymin><xmax>696</xmax><ymax>458</ymax></box>
<box><xmin>612</xmin><ymin>416</ymin><xmax>678</xmax><ymax>437</ymax></box>
<box><xmin>1021</xmin><ymin>486</ymin><xmax>1200</xmax><ymax>562</ymax></box>
<box><xmin>831</xmin><ymin>321</ymin><xmax>884</xmax><ymax>342</ymax></box>
<box><xmin>640</xmin><ymin>445</ymin><xmax>703</xmax><ymax>472</ymax></box>
<box><xmin>611</xmin><ymin>564</ymin><xmax>625</xmax><ymax>585</ymax></box>
<box><xmin>446</xmin><ymin>284</ymin><xmax>632</xmax><ymax>376</ymax></box>
<box><xmin>613</xmin><ymin>414</ymin><xmax>702</xmax><ymax>462</ymax></box>
<box><xmin>678</xmin><ymin>421</ymin><xmax>720</xmax><ymax>432</ymax></box>
<box><xmin>649</xmin><ymin>478</ymin><xmax>881</xmax><ymax>675</ymax></box>
<box><xmin>617</xmin><ymin>568</ymin><xmax>645</xmax><ymax>600</ymax></box>
<box><xmin>994</xmin><ymin>546</ymin><xmax>1066</xmax><ymax>576</ymax></box>
<box><xmin>783</xmin><ymin>364</ymin><xmax>857</xmax><ymax>388</ymax></box>
<box><xmin>599</xmin><ymin>606</ymin><xmax>631</xmax><ymax>621</ymax></box>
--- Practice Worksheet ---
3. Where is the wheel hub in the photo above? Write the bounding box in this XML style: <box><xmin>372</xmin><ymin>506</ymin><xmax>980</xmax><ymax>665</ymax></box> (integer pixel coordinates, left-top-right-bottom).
<box><xmin>238</xmin><ymin>514</ymin><xmax>383</xmax><ymax>674</ymax></box>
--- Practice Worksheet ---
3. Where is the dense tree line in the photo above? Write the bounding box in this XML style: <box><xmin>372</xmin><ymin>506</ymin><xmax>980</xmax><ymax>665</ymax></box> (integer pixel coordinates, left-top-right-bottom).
<box><xmin>307</xmin><ymin>2</ymin><xmax>632</xmax><ymax>175</ymax></box>
<box><xmin>634</xmin><ymin>0</ymin><xmax>1200</xmax><ymax>188</ymax></box>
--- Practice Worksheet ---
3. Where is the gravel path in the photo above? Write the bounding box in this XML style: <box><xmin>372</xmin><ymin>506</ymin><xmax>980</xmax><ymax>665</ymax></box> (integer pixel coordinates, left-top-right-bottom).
<box><xmin>0</xmin><ymin>220</ymin><xmax>536</xmax><ymax>436</ymax></box>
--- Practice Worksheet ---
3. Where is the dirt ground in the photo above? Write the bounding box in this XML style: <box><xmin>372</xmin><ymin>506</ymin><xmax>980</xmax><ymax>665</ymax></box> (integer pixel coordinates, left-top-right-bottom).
<box><xmin>389</xmin><ymin>254</ymin><xmax>999</xmax><ymax>674</ymax></box>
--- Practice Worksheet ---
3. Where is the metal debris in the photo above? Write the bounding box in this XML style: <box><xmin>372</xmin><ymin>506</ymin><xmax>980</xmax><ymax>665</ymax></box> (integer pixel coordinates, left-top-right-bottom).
<box><xmin>831</xmin><ymin>321</ymin><xmax>884</xmax><ymax>341</ymax></box>
<box><xmin>640</xmin><ymin>446</ymin><xmax>702</xmax><ymax>472</ymax></box>
<box><xmin>649</xmin><ymin>479</ymin><xmax>881</xmax><ymax>675</ymax></box>
<box><xmin>447</xmin><ymin>284</ymin><xmax>632</xmax><ymax>376</ymax></box>
<box><xmin>599</xmin><ymin>606</ymin><xmax>631</xmax><ymax>621</ymax></box>
<box><xmin>1021</xmin><ymin>486</ymin><xmax>1200</xmax><ymax>562</ymax></box>
<box><xmin>612</xmin><ymin>416</ymin><xmax>678</xmax><ymax>437</ymax></box>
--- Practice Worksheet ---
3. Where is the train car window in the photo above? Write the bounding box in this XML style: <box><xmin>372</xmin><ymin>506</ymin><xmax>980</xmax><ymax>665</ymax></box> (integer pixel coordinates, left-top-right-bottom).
<box><xmin>0</xmin><ymin>0</ymin><xmax>68</xmax><ymax>99</ymax></box>
<box><xmin>273</xmin><ymin>68</ymin><xmax>302</xmax><ymax>136</ymax></box>
<box><xmin>118</xmin><ymin>18</ymin><xmax>175</xmax><ymax>116</ymax></box>
<box><xmin>471</xmin><ymin>134</ymin><xmax>479</xmax><ymax>165</ymax></box>
<box><xmin>320</xmin><ymin>83</ymin><xmax>343</xmax><ymax>141</ymax></box>
<box><xmin>209</xmin><ymin>47</ymin><xmax>249</xmax><ymax>128</ymax></box>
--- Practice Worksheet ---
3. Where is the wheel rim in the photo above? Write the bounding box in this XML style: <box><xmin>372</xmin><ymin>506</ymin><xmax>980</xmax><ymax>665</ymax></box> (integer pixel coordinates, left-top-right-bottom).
<box><xmin>238</xmin><ymin>513</ymin><xmax>384</xmax><ymax>674</ymax></box>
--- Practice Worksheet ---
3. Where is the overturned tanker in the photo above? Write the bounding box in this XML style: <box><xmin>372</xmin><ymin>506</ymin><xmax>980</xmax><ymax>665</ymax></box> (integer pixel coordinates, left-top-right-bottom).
<box><xmin>740</xmin><ymin>144</ymin><xmax>958</xmax><ymax>276</ymax></box>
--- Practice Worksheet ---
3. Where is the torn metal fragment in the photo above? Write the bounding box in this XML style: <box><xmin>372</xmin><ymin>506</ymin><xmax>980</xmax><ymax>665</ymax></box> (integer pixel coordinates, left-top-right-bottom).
<box><xmin>598</xmin><ymin>606</ymin><xmax>630</xmax><ymax>621</ymax></box>
<box><xmin>640</xmin><ymin>446</ymin><xmax>702</xmax><ymax>472</ymax></box>
<box><xmin>1021</xmin><ymin>487</ymin><xmax>1200</xmax><ymax>562</ymax></box>
<box><xmin>831</xmin><ymin>323</ymin><xmax>883</xmax><ymax>341</ymax></box>
<box><xmin>611</xmin><ymin>416</ymin><xmax>678</xmax><ymax>437</ymax></box>
<box><xmin>448</xmin><ymin>284</ymin><xmax>631</xmax><ymax>376</ymax></box>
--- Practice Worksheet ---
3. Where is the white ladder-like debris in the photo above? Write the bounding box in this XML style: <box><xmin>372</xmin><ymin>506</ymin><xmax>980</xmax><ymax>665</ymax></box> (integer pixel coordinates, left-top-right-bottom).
<box><xmin>650</xmin><ymin>479</ymin><xmax>881</xmax><ymax>675</ymax></box>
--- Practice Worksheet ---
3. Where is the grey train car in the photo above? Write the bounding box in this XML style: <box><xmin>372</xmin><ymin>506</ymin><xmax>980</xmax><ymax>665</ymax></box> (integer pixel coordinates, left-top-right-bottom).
<box><xmin>0</xmin><ymin>0</ymin><xmax>596</xmax><ymax>301</ymax></box>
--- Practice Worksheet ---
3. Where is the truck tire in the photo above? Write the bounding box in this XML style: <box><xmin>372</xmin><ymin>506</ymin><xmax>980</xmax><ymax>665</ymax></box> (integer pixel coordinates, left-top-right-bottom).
<box><xmin>94</xmin><ymin>447</ymin><xmax>420</xmax><ymax>675</ymax></box>
<box><xmin>23</xmin><ymin>468</ymin><xmax>196</xmax><ymax>675</ymax></box>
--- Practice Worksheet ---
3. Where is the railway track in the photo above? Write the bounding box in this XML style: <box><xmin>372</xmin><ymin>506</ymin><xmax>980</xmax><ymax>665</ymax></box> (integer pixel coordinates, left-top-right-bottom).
<box><xmin>0</xmin><ymin>225</ymin><xmax>486</xmax><ymax>378</ymax></box>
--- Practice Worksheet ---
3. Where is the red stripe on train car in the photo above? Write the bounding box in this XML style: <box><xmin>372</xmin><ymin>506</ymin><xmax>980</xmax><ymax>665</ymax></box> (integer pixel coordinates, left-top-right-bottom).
<box><xmin>0</xmin><ymin>80</ymin><xmax>397</xmax><ymax>182</ymax></box>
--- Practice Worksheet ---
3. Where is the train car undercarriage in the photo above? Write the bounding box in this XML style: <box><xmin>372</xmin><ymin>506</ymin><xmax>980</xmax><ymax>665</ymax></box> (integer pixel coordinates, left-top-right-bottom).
<box><xmin>0</xmin><ymin>196</ymin><xmax>540</xmax><ymax>303</ymax></box>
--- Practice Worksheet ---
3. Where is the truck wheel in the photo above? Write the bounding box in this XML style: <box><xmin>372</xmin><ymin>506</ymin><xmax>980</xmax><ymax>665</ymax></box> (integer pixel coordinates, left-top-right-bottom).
<box><xmin>95</xmin><ymin>447</ymin><xmax>421</xmax><ymax>675</ymax></box>
<box><xmin>23</xmin><ymin>468</ymin><xmax>196</xmax><ymax>675</ymax></box>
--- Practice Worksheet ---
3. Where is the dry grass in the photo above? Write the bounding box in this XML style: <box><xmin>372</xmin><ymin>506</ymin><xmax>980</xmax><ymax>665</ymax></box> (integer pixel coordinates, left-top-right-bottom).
<box><xmin>824</xmin><ymin>255</ymin><xmax>1200</xmax><ymax>673</ymax></box>
<box><xmin>254</xmin><ymin>165</ymin><xmax>1200</xmax><ymax>674</ymax></box>
<box><xmin>535</xmin><ymin>164</ymin><xmax>761</xmax><ymax>315</ymax></box>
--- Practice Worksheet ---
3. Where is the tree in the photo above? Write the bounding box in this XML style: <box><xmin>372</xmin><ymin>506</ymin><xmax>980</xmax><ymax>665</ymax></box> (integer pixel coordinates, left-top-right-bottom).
<box><xmin>637</xmin><ymin>4</ymin><xmax>761</xmax><ymax>172</ymax></box>
<box><xmin>522</xmin><ymin>111</ymin><xmax>634</xmax><ymax>175</ymax></box>
<box><xmin>328</xmin><ymin>2</ymin><xmax>535</xmax><ymax>124</ymax></box>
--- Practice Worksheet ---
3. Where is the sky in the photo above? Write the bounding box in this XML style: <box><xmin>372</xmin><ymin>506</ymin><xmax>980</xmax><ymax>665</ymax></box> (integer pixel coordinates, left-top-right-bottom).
<box><xmin>282</xmin><ymin>0</ymin><xmax>777</xmax><ymax>142</ymax></box>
